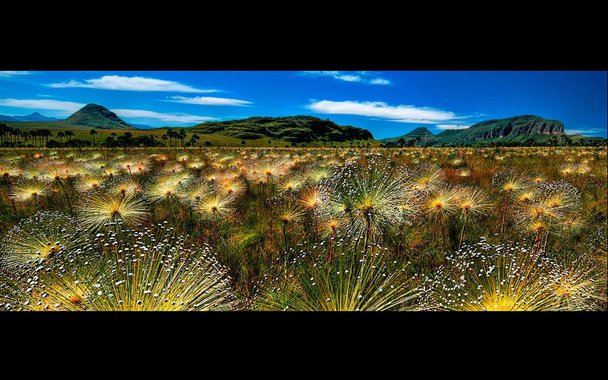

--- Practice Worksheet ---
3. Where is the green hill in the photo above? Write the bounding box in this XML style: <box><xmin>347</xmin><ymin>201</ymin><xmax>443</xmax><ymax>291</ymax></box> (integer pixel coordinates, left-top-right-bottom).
<box><xmin>65</xmin><ymin>104</ymin><xmax>130</xmax><ymax>129</ymax></box>
<box><xmin>192</xmin><ymin>116</ymin><xmax>374</xmax><ymax>144</ymax></box>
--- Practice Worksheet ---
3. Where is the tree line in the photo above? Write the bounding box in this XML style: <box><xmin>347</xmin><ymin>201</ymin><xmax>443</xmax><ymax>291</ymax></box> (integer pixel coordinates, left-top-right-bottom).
<box><xmin>381</xmin><ymin>135</ymin><xmax>607</xmax><ymax>148</ymax></box>
<box><xmin>0</xmin><ymin>125</ymin><xmax>212</xmax><ymax>148</ymax></box>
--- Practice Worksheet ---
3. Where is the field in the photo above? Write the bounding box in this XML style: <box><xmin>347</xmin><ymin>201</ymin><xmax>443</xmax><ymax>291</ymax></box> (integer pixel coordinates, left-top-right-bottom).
<box><xmin>0</xmin><ymin>146</ymin><xmax>606</xmax><ymax>311</ymax></box>
<box><xmin>4</xmin><ymin>122</ymin><xmax>380</xmax><ymax>148</ymax></box>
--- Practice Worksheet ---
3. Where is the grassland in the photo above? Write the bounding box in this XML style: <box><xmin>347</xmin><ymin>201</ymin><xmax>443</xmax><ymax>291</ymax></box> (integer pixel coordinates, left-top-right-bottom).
<box><xmin>0</xmin><ymin>146</ymin><xmax>605</xmax><ymax>311</ymax></box>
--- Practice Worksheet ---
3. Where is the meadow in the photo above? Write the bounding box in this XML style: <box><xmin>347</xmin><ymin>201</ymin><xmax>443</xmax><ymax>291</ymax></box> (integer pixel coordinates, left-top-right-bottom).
<box><xmin>0</xmin><ymin>146</ymin><xmax>606</xmax><ymax>311</ymax></box>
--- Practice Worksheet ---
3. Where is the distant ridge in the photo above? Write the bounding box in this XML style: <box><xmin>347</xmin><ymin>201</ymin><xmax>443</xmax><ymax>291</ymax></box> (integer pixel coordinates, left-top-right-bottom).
<box><xmin>380</xmin><ymin>115</ymin><xmax>575</xmax><ymax>146</ymax></box>
<box><xmin>0</xmin><ymin>112</ymin><xmax>58</xmax><ymax>122</ymax></box>
<box><xmin>379</xmin><ymin>127</ymin><xmax>433</xmax><ymax>143</ymax></box>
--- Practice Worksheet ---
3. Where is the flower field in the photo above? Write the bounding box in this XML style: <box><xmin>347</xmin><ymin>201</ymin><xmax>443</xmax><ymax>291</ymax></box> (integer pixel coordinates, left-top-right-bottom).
<box><xmin>0</xmin><ymin>146</ymin><xmax>606</xmax><ymax>311</ymax></box>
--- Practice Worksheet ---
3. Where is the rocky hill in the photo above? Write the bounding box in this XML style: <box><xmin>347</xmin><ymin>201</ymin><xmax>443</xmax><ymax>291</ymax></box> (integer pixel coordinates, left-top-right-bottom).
<box><xmin>381</xmin><ymin>115</ymin><xmax>574</xmax><ymax>146</ymax></box>
<box><xmin>444</xmin><ymin>115</ymin><xmax>564</xmax><ymax>144</ymax></box>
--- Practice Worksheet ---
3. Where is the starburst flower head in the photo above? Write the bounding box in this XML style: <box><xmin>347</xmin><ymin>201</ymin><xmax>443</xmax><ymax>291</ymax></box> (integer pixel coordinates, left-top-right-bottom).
<box><xmin>275</xmin><ymin>202</ymin><xmax>304</xmax><ymax>225</ymax></box>
<box><xmin>10</xmin><ymin>179</ymin><xmax>50</xmax><ymax>202</ymax></box>
<box><xmin>113</xmin><ymin>178</ymin><xmax>143</xmax><ymax>197</ymax></box>
<box><xmin>76</xmin><ymin>175</ymin><xmax>107</xmax><ymax>193</ymax></box>
<box><xmin>255</xmin><ymin>159</ymin><xmax>291</xmax><ymax>182</ymax></box>
<box><xmin>79</xmin><ymin>192</ymin><xmax>148</xmax><ymax>231</ymax></box>
<box><xmin>492</xmin><ymin>169</ymin><xmax>530</xmax><ymax>194</ymax></box>
<box><xmin>298</xmin><ymin>188</ymin><xmax>322</xmax><ymax>209</ymax></box>
<box><xmin>319</xmin><ymin>159</ymin><xmax>412</xmax><ymax>241</ymax></box>
<box><xmin>426</xmin><ymin>187</ymin><xmax>459</xmax><ymax>218</ymax></box>
<box><xmin>147</xmin><ymin>173</ymin><xmax>190</xmax><ymax>202</ymax></box>
<box><xmin>575</xmin><ymin>163</ymin><xmax>591</xmax><ymax>175</ymax></box>
<box><xmin>531</xmin><ymin>173</ymin><xmax>546</xmax><ymax>184</ymax></box>
<box><xmin>254</xmin><ymin>243</ymin><xmax>420</xmax><ymax>311</ymax></box>
<box><xmin>219</xmin><ymin>177</ymin><xmax>246</xmax><ymax>196</ymax></box>
<box><xmin>181</xmin><ymin>179</ymin><xmax>211</xmax><ymax>207</ymax></box>
<box><xmin>1</xmin><ymin>226</ymin><xmax>238</xmax><ymax>311</ymax></box>
<box><xmin>421</xmin><ymin>239</ymin><xmax>572</xmax><ymax>311</ymax></box>
<box><xmin>323</xmin><ymin>218</ymin><xmax>339</xmax><ymax>234</ymax></box>
<box><xmin>197</xmin><ymin>192</ymin><xmax>235</xmax><ymax>221</ymax></box>
<box><xmin>560</xmin><ymin>164</ymin><xmax>575</xmax><ymax>176</ymax></box>
<box><xmin>309</xmin><ymin>168</ymin><xmax>330</xmax><ymax>183</ymax></box>
<box><xmin>412</xmin><ymin>164</ymin><xmax>445</xmax><ymax>193</ymax></box>
<box><xmin>455</xmin><ymin>187</ymin><xmax>492</xmax><ymax>217</ymax></box>
<box><xmin>0</xmin><ymin>165</ymin><xmax>20</xmax><ymax>177</ymax></box>
<box><xmin>0</xmin><ymin>211</ymin><xmax>88</xmax><ymax>268</ymax></box>
<box><xmin>277</xmin><ymin>176</ymin><xmax>304</xmax><ymax>193</ymax></box>
<box><xmin>548</xmin><ymin>255</ymin><xmax>604</xmax><ymax>310</ymax></box>
<box><xmin>518</xmin><ymin>191</ymin><xmax>535</xmax><ymax>203</ymax></box>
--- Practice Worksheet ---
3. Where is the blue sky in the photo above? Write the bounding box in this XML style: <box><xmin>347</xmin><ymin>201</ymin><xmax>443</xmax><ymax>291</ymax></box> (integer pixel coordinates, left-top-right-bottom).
<box><xmin>0</xmin><ymin>71</ymin><xmax>605</xmax><ymax>138</ymax></box>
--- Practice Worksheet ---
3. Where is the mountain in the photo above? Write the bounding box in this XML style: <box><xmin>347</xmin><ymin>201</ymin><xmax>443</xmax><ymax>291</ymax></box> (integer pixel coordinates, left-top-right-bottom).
<box><xmin>438</xmin><ymin>115</ymin><xmax>564</xmax><ymax>145</ymax></box>
<box><xmin>0</xmin><ymin>112</ymin><xmax>57</xmax><ymax>122</ymax></box>
<box><xmin>192</xmin><ymin>115</ymin><xmax>374</xmax><ymax>144</ymax></box>
<box><xmin>65</xmin><ymin>104</ymin><xmax>130</xmax><ymax>129</ymax></box>
<box><xmin>129</xmin><ymin>123</ymin><xmax>153</xmax><ymax>129</ymax></box>
<box><xmin>379</xmin><ymin>127</ymin><xmax>434</xmax><ymax>143</ymax></box>
<box><xmin>15</xmin><ymin>112</ymin><xmax>58</xmax><ymax>122</ymax></box>
<box><xmin>381</xmin><ymin>115</ymin><xmax>572</xmax><ymax>146</ymax></box>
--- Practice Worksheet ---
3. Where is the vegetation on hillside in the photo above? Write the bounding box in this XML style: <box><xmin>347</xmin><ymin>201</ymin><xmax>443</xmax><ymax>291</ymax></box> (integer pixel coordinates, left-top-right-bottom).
<box><xmin>193</xmin><ymin>115</ymin><xmax>374</xmax><ymax>143</ymax></box>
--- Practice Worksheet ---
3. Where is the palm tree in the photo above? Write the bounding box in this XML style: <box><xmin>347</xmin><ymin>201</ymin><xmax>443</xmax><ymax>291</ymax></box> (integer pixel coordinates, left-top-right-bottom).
<box><xmin>57</xmin><ymin>131</ymin><xmax>65</xmax><ymax>143</ymax></box>
<box><xmin>37</xmin><ymin>129</ymin><xmax>52</xmax><ymax>146</ymax></box>
<box><xmin>178</xmin><ymin>129</ymin><xmax>187</xmax><ymax>147</ymax></box>
<box><xmin>89</xmin><ymin>129</ymin><xmax>98</xmax><ymax>145</ymax></box>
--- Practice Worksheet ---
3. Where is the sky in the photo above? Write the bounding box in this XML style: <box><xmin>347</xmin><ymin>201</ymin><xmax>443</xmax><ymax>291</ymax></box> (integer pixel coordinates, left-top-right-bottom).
<box><xmin>0</xmin><ymin>71</ymin><xmax>606</xmax><ymax>138</ymax></box>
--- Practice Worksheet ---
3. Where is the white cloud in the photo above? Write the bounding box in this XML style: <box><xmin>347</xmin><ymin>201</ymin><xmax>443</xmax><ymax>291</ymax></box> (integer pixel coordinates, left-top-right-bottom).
<box><xmin>0</xmin><ymin>71</ymin><xmax>31</xmax><ymax>77</ymax></box>
<box><xmin>0</xmin><ymin>98</ymin><xmax>84</xmax><ymax>114</ymax></box>
<box><xmin>168</xmin><ymin>95</ymin><xmax>252</xmax><ymax>106</ymax></box>
<box><xmin>309</xmin><ymin>100</ymin><xmax>458</xmax><ymax>124</ymax></box>
<box><xmin>370</xmin><ymin>78</ymin><xmax>390</xmax><ymax>85</ymax></box>
<box><xmin>302</xmin><ymin>71</ymin><xmax>391</xmax><ymax>85</ymax></box>
<box><xmin>436</xmin><ymin>124</ymin><xmax>471</xmax><ymax>130</ymax></box>
<box><xmin>111</xmin><ymin>109</ymin><xmax>216</xmax><ymax>124</ymax></box>
<box><xmin>565</xmin><ymin>128</ymin><xmax>607</xmax><ymax>137</ymax></box>
<box><xmin>48</xmin><ymin>75</ymin><xmax>215</xmax><ymax>93</ymax></box>
<box><xmin>335</xmin><ymin>74</ymin><xmax>362</xmax><ymax>82</ymax></box>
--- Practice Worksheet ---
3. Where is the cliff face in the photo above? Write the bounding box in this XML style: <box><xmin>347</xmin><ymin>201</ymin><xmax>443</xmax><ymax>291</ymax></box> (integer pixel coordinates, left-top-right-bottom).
<box><xmin>511</xmin><ymin>120</ymin><xmax>564</xmax><ymax>135</ymax></box>
<box><xmin>468</xmin><ymin>115</ymin><xmax>564</xmax><ymax>140</ymax></box>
